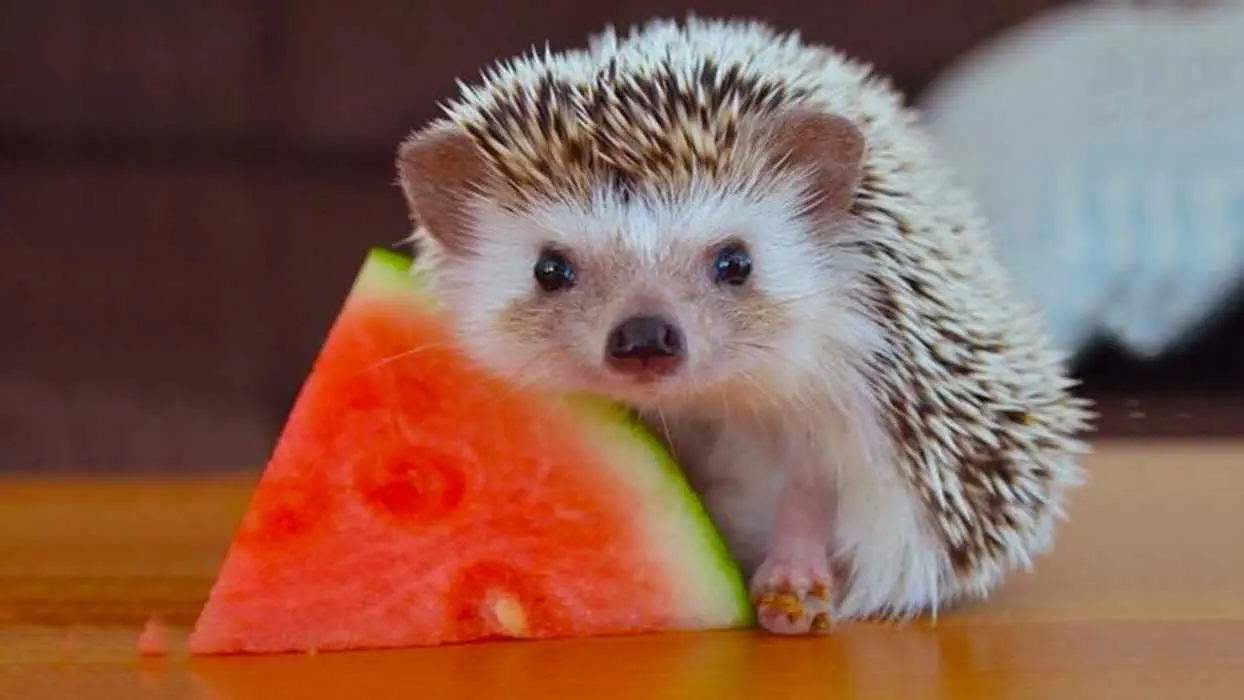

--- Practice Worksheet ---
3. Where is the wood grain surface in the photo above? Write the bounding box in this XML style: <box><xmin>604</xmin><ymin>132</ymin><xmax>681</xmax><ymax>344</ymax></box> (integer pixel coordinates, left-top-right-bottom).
<box><xmin>1</xmin><ymin>440</ymin><xmax>1243</xmax><ymax>699</ymax></box>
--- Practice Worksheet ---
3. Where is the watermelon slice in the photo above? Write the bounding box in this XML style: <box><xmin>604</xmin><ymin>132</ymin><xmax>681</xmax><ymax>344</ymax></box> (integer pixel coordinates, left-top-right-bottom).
<box><xmin>187</xmin><ymin>248</ymin><xmax>751</xmax><ymax>655</ymax></box>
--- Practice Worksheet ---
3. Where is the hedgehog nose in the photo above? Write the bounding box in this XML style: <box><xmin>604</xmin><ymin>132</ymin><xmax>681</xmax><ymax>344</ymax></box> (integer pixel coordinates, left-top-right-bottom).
<box><xmin>605</xmin><ymin>315</ymin><xmax>685</xmax><ymax>377</ymax></box>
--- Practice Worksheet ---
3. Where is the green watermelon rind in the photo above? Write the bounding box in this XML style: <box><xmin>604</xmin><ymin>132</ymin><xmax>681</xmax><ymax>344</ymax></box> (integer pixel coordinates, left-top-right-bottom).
<box><xmin>560</xmin><ymin>396</ymin><xmax>753</xmax><ymax>627</ymax></box>
<box><xmin>355</xmin><ymin>247</ymin><xmax>754</xmax><ymax>628</ymax></box>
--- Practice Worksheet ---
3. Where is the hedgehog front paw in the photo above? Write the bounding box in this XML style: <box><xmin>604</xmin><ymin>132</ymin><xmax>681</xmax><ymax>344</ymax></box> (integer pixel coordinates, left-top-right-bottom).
<box><xmin>750</xmin><ymin>547</ymin><xmax>835</xmax><ymax>635</ymax></box>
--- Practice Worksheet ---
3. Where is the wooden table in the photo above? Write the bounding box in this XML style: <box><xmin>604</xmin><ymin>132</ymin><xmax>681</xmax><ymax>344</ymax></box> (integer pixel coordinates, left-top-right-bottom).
<box><xmin>2</xmin><ymin>441</ymin><xmax>1242</xmax><ymax>699</ymax></box>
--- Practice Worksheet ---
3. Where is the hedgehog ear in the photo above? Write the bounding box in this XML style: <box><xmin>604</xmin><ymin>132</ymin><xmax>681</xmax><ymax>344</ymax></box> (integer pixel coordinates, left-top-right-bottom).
<box><xmin>396</xmin><ymin>125</ymin><xmax>489</xmax><ymax>254</ymax></box>
<box><xmin>768</xmin><ymin>107</ymin><xmax>865</xmax><ymax>217</ymax></box>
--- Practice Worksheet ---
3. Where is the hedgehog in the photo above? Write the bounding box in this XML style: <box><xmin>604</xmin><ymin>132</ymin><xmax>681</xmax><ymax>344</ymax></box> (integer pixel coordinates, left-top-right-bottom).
<box><xmin>393</xmin><ymin>16</ymin><xmax>1095</xmax><ymax>634</ymax></box>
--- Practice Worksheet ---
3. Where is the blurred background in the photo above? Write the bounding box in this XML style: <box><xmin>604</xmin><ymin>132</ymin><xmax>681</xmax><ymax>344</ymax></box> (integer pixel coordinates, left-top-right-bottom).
<box><xmin>2</xmin><ymin>0</ymin><xmax>1241</xmax><ymax>471</ymax></box>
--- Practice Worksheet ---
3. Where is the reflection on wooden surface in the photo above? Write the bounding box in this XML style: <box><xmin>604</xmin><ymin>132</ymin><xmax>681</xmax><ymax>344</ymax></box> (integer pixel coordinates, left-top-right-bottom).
<box><xmin>2</xmin><ymin>441</ymin><xmax>1243</xmax><ymax>698</ymax></box>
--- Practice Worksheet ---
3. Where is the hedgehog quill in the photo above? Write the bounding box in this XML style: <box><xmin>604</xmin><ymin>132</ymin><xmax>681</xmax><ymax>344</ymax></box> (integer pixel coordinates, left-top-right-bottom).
<box><xmin>395</xmin><ymin>17</ymin><xmax>1095</xmax><ymax>634</ymax></box>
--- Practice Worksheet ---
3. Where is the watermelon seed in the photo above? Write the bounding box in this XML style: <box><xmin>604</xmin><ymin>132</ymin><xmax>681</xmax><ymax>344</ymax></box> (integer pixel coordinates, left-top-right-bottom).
<box><xmin>488</xmin><ymin>590</ymin><xmax>530</xmax><ymax>638</ymax></box>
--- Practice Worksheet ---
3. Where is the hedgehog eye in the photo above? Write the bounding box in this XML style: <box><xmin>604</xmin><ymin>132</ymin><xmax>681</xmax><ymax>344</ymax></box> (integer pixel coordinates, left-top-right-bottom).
<box><xmin>712</xmin><ymin>243</ymin><xmax>752</xmax><ymax>286</ymax></box>
<box><xmin>533</xmin><ymin>247</ymin><xmax>576</xmax><ymax>292</ymax></box>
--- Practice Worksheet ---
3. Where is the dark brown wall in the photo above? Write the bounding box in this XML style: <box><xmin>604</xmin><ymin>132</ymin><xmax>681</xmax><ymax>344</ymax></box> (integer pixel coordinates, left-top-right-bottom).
<box><xmin>2</xmin><ymin>1</ymin><xmax>1241</xmax><ymax>470</ymax></box>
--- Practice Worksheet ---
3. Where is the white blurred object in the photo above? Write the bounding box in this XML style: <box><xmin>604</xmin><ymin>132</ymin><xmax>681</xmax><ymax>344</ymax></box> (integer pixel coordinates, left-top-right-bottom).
<box><xmin>919</xmin><ymin>0</ymin><xmax>1244</xmax><ymax>360</ymax></box>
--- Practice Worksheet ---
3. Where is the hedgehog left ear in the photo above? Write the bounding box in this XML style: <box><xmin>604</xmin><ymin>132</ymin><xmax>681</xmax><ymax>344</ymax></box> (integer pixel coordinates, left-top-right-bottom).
<box><xmin>396</xmin><ymin>125</ymin><xmax>489</xmax><ymax>254</ymax></box>
<box><xmin>768</xmin><ymin>107</ymin><xmax>865</xmax><ymax>217</ymax></box>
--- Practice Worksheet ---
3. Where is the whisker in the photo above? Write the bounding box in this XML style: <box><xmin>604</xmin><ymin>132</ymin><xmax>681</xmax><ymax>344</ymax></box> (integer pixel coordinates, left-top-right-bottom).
<box><xmin>488</xmin><ymin>349</ymin><xmax>566</xmax><ymax>402</ymax></box>
<box><xmin>730</xmin><ymin>341</ymin><xmax>842</xmax><ymax>429</ymax></box>
<box><xmin>738</xmin><ymin>370</ymin><xmax>783</xmax><ymax>415</ymax></box>
<box><xmin>357</xmin><ymin>343</ymin><xmax>450</xmax><ymax>377</ymax></box>
<box><xmin>655</xmin><ymin>408</ymin><xmax>674</xmax><ymax>452</ymax></box>
<box><xmin>716</xmin><ymin>384</ymin><xmax>733</xmax><ymax>428</ymax></box>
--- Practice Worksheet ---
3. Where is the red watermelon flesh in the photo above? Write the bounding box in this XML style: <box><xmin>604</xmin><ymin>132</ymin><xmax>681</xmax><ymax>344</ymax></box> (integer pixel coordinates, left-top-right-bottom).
<box><xmin>187</xmin><ymin>249</ymin><xmax>751</xmax><ymax>655</ymax></box>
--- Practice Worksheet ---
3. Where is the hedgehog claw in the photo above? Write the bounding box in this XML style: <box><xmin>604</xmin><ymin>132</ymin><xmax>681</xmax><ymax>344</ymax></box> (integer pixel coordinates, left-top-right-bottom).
<box><xmin>750</xmin><ymin>549</ymin><xmax>836</xmax><ymax>635</ymax></box>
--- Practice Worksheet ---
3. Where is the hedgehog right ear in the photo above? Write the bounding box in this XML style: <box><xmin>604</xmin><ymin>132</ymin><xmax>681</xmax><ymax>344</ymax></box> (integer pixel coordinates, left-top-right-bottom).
<box><xmin>396</xmin><ymin>125</ymin><xmax>489</xmax><ymax>254</ymax></box>
<box><xmin>768</xmin><ymin>107</ymin><xmax>865</xmax><ymax>218</ymax></box>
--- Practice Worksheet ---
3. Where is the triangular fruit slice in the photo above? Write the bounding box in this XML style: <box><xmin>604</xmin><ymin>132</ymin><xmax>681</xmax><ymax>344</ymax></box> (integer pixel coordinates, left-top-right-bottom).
<box><xmin>188</xmin><ymin>249</ymin><xmax>752</xmax><ymax>654</ymax></box>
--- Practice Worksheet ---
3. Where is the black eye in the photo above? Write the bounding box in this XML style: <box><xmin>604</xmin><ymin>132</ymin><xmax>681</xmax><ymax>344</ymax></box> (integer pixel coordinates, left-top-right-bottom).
<box><xmin>533</xmin><ymin>247</ymin><xmax>576</xmax><ymax>292</ymax></box>
<box><xmin>713</xmin><ymin>243</ymin><xmax>752</xmax><ymax>286</ymax></box>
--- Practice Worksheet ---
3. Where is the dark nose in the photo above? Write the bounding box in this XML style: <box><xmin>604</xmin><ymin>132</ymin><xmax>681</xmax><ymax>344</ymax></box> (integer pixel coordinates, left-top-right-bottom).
<box><xmin>605</xmin><ymin>315</ymin><xmax>685</xmax><ymax>377</ymax></box>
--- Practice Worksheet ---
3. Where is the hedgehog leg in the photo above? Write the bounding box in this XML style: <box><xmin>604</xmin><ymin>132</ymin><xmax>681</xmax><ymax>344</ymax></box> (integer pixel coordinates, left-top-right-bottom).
<box><xmin>749</xmin><ymin>471</ymin><xmax>837</xmax><ymax>635</ymax></box>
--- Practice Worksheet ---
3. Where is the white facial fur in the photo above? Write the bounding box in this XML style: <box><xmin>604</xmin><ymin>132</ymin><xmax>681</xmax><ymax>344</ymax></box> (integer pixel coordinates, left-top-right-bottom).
<box><xmin>416</xmin><ymin>173</ymin><xmax>883</xmax><ymax>414</ymax></box>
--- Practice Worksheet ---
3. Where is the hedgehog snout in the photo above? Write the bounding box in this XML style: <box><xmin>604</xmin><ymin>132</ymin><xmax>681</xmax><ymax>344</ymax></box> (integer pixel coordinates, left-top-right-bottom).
<box><xmin>603</xmin><ymin>314</ymin><xmax>686</xmax><ymax>380</ymax></box>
